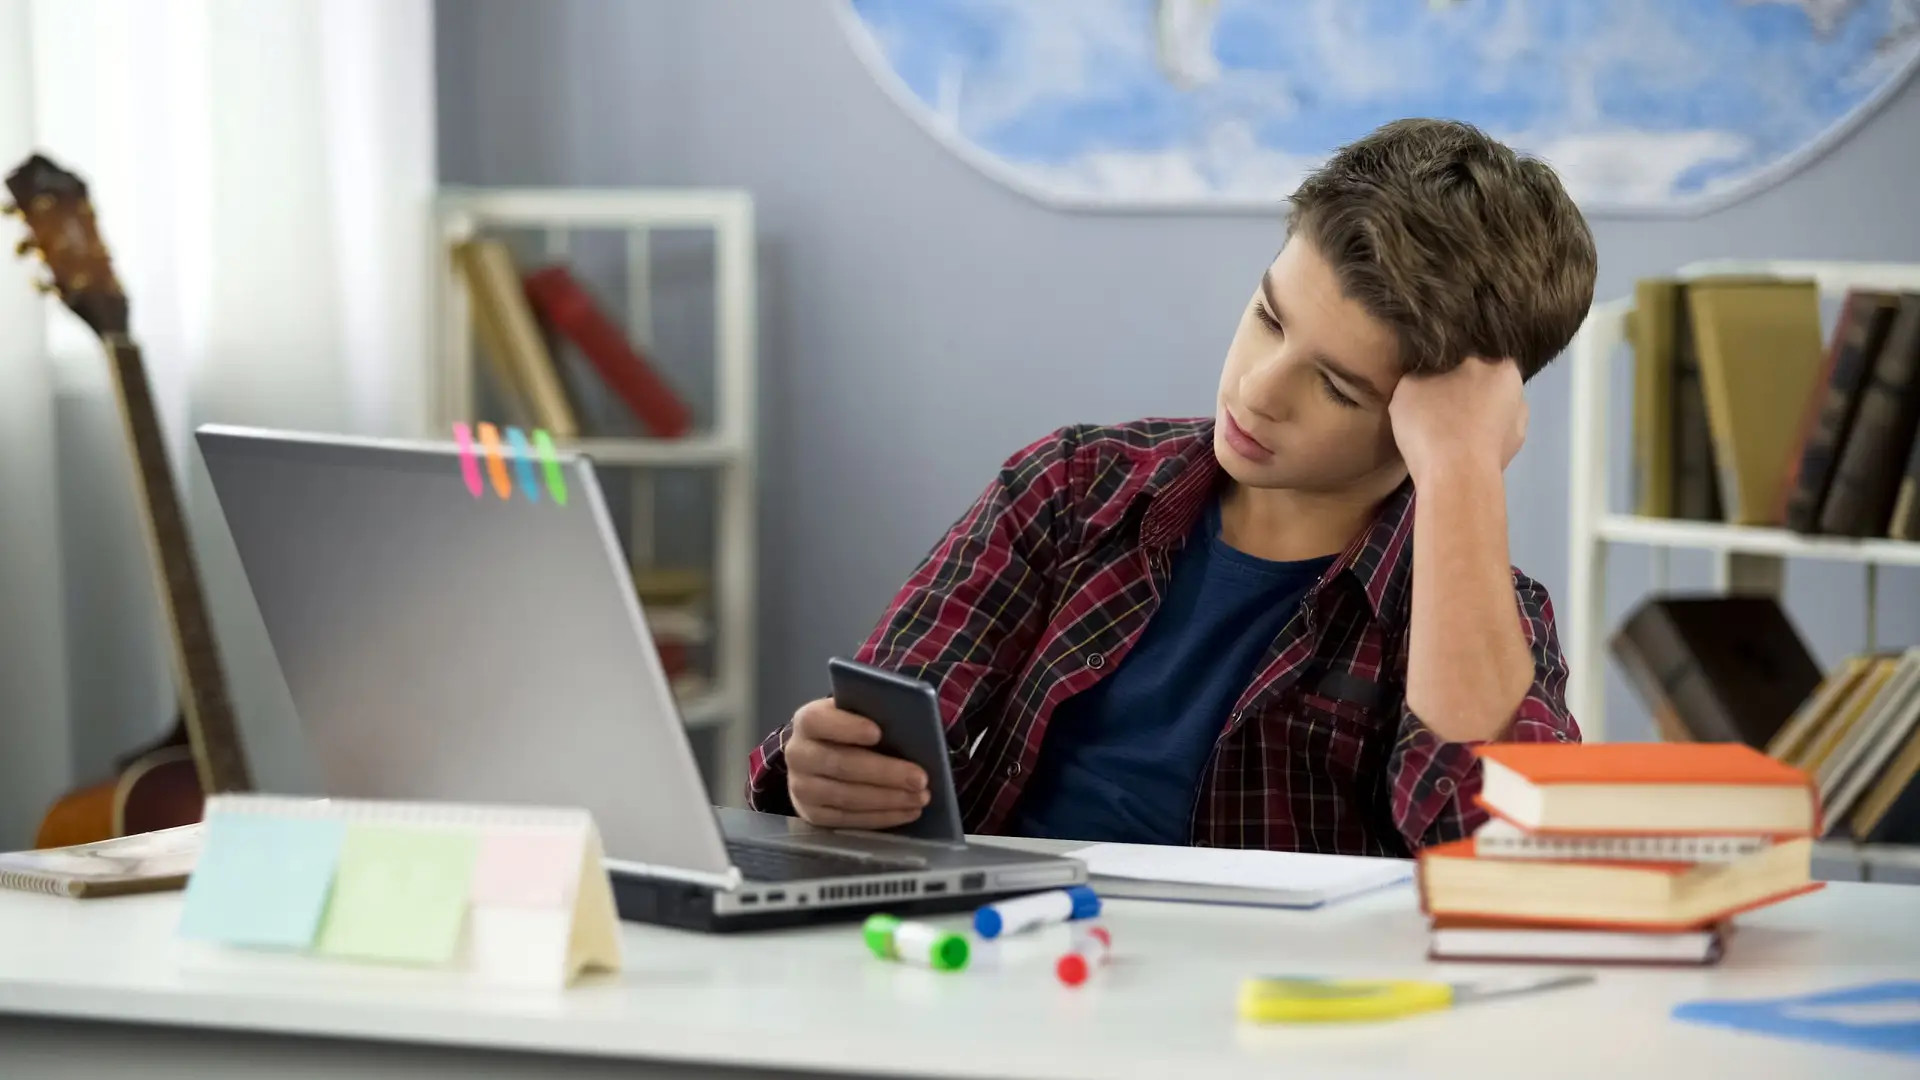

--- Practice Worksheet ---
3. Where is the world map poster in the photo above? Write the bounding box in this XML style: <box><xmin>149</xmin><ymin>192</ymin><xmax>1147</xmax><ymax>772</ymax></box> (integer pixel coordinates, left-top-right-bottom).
<box><xmin>839</xmin><ymin>0</ymin><xmax>1920</xmax><ymax>214</ymax></box>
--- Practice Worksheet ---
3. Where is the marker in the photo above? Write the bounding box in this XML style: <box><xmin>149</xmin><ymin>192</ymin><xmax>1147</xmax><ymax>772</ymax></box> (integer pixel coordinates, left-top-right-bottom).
<box><xmin>973</xmin><ymin>885</ymin><xmax>1100</xmax><ymax>939</ymax></box>
<box><xmin>864</xmin><ymin>914</ymin><xmax>969</xmax><ymax>972</ymax></box>
<box><xmin>1055</xmin><ymin>925</ymin><xmax>1111</xmax><ymax>987</ymax></box>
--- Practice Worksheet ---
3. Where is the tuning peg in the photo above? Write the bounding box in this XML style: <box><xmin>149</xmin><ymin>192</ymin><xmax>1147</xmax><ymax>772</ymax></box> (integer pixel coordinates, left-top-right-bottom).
<box><xmin>33</xmin><ymin>278</ymin><xmax>57</xmax><ymax>295</ymax></box>
<box><xmin>15</xmin><ymin>236</ymin><xmax>37</xmax><ymax>256</ymax></box>
<box><xmin>1</xmin><ymin>202</ymin><xmax>19</xmax><ymax>217</ymax></box>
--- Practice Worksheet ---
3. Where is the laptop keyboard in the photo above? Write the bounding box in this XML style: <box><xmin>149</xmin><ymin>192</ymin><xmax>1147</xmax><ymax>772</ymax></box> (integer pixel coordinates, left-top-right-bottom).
<box><xmin>725</xmin><ymin>839</ymin><xmax>914</xmax><ymax>883</ymax></box>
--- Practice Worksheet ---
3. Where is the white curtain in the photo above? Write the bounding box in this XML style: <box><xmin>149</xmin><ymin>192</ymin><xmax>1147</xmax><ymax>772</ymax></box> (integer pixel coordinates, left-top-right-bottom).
<box><xmin>0</xmin><ymin>0</ymin><xmax>436</xmax><ymax>847</ymax></box>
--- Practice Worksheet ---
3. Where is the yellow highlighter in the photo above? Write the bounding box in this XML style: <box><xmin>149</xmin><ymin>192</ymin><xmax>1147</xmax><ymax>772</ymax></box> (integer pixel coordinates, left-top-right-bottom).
<box><xmin>1238</xmin><ymin>973</ymin><xmax>1594</xmax><ymax>1023</ymax></box>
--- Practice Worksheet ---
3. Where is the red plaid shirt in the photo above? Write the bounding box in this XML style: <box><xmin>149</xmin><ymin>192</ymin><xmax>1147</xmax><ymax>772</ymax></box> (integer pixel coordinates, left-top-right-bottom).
<box><xmin>747</xmin><ymin>419</ymin><xmax>1579</xmax><ymax>855</ymax></box>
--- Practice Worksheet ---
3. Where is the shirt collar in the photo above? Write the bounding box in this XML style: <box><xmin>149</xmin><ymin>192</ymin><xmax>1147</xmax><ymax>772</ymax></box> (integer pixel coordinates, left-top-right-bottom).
<box><xmin>1139</xmin><ymin>420</ymin><xmax>1416</xmax><ymax>623</ymax></box>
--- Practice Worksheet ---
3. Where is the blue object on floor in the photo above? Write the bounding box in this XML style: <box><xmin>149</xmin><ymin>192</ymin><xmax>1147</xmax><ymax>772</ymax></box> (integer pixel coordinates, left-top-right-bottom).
<box><xmin>1672</xmin><ymin>980</ymin><xmax>1920</xmax><ymax>1058</ymax></box>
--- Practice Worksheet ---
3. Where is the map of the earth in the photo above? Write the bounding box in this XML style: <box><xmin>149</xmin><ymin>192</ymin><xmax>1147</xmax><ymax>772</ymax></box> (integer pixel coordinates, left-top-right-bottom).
<box><xmin>838</xmin><ymin>0</ymin><xmax>1920</xmax><ymax>213</ymax></box>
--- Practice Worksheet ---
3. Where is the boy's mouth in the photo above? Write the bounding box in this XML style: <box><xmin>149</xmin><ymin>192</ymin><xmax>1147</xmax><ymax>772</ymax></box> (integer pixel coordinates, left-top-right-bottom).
<box><xmin>1222</xmin><ymin>408</ymin><xmax>1275</xmax><ymax>462</ymax></box>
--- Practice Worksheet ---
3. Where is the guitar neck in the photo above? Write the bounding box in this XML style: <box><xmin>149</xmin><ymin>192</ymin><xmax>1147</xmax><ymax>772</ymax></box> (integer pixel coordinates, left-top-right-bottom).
<box><xmin>102</xmin><ymin>335</ymin><xmax>253</xmax><ymax>795</ymax></box>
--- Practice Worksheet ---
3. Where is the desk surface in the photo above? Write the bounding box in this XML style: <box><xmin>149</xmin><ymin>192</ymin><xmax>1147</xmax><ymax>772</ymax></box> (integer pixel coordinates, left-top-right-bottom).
<box><xmin>3</xmin><ymin>838</ymin><xmax>1917</xmax><ymax>1080</ymax></box>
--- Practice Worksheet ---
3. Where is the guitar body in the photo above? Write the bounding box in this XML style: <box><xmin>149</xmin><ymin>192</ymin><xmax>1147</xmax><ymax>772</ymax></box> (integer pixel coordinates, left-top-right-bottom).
<box><xmin>9</xmin><ymin>153</ymin><xmax>254</xmax><ymax>849</ymax></box>
<box><xmin>31</xmin><ymin>724</ymin><xmax>206</xmax><ymax>849</ymax></box>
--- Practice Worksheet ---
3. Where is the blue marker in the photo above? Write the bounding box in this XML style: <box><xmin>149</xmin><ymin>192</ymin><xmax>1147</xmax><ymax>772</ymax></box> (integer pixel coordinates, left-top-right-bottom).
<box><xmin>973</xmin><ymin>885</ymin><xmax>1100</xmax><ymax>939</ymax></box>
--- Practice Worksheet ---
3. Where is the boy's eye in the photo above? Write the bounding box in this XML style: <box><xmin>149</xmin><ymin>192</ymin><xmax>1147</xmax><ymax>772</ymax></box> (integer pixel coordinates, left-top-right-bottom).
<box><xmin>1253</xmin><ymin>302</ymin><xmax>1283</xmax><ymax>335</ymax></box>
<box><xmin>1319</xmin><ymin>372</ymin><xmax>1361</xmax><ymax>410</ymax></box>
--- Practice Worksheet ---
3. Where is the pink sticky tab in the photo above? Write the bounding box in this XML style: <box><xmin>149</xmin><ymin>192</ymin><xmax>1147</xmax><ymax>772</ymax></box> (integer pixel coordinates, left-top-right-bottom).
<box><xmin>452</xmin><ymin>423</ymin><xmax>484</xmax><ymax>498</ymax></box>
<box><xmin>473</xmin><ymin>830</ymin><xmax>576</xmax><ymax>909</ymax></box>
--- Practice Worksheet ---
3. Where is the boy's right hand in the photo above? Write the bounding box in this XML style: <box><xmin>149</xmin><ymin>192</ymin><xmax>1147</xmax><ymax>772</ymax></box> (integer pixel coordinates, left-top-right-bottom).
<box><xmin>784</xmin><ymin>698</ymin><xmax>931</xmax><ymax>829</ymax></box>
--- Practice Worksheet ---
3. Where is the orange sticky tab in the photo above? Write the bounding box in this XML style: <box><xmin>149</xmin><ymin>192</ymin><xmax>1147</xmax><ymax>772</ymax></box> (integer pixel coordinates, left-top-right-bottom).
<box><xmin>476</xmin><ymin>422</ymin><xmax>513</xmax><ymax>499</ymax></box>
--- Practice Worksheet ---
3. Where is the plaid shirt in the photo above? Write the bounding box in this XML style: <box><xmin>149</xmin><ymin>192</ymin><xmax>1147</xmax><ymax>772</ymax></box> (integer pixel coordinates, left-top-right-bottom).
<box><xmin>747</xmin><ymin>419</ymin><xmax>1579</xmax><ymax>856</ymax></box>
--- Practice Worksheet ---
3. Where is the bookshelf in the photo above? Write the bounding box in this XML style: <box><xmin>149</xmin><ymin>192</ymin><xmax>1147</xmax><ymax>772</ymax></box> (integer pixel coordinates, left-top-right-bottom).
<box><xmin>429</xmin><ymin>187</ymin><xmax>758</xmax><ymax>806</ymax></box>
<box><xmin>1566</xmin><ymin>259</ymin><xmax>1920</xmax><ymax>743</ymax></box>
<box><xmin>1567</xmin><ymin>259</ymin><xmax>1920</xmax><ymax>872</ymax></box>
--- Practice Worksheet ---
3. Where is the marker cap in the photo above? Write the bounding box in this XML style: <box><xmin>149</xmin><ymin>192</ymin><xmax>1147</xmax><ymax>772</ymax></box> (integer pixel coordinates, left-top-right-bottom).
<box><xmin>973</xmin><ymin>907</ymin><xmax>1002</xmax><ymax>938</ymax></box>
<box><xmin>1066</xmin><ymin>884</ymin><xmax>1101</xmax><ymax>919</ymax></box>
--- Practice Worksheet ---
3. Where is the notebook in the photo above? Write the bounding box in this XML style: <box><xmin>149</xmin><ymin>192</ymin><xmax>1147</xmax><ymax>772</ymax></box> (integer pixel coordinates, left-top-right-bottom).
<box><xmin>1067</xmin><ymin>843</ymin><xmax>1412</xmax><ymax>909</ymax></box>
<box><xmin>0</xmin><ymin>823</ymin><xmax>202</xmax><ymax>898</ymax></box>
<box><xmin>1470</xmin><ymin>816</ymin><xmax>1772</xmax><ymax>863</ymax></box>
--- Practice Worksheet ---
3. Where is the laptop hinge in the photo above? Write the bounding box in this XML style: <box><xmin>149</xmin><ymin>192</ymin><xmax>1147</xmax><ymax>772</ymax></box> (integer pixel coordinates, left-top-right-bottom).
<box><xmin>603</xmin><ymin>857</ymin><xmax>743</xmax><ymax>892</ymax></box>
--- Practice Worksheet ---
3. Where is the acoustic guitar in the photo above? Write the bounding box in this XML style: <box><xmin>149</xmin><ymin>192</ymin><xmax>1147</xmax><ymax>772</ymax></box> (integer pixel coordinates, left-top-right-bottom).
<box><xmin>7</xmin><ymin>152</ymin><xmax>254</xmax><ymax>848</ymax></box>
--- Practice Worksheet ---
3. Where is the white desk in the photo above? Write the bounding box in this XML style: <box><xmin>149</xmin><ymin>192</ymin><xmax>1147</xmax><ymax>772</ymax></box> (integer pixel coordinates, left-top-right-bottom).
<box><xmin>2</xmin><ymin>840</ymin><xmax>1917</xmax><ymax>1080</ymax></box>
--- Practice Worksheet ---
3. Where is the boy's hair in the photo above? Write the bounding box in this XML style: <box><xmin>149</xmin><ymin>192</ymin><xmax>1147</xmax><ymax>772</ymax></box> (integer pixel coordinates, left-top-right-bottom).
<box><xmin>1287</xmin><ymin>118</ymin><xmax>1597</xmax><ymax>382</ymax></box>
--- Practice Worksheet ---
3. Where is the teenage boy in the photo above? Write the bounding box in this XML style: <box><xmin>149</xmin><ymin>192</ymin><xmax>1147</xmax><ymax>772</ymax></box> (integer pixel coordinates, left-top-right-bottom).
<box><xmin>746</xmin><ymin>118</ymin><xmax>1596</xmax><ymax>855</ymax></box>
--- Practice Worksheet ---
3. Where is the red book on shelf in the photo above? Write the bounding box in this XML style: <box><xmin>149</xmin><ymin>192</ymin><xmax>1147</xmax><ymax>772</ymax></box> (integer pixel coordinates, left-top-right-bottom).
<box><xmin>522</xmin><ymin>265</ymin><xmax>693</xmax><ymax>438</ymax></box>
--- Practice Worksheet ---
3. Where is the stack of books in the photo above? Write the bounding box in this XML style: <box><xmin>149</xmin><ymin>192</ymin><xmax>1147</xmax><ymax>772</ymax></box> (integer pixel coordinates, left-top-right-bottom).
<box><xmin>1417</xmin><ymin>742</ymin><xmax>1823</xmax><ymax>966</ymax></box>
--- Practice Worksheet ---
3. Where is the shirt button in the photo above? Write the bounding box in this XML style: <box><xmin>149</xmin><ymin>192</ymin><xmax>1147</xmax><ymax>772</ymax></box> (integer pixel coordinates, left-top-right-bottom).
<box><xmin>1436</xmin><ymin>777</ymin><xmax>1456</xmax><ymax>796</ymax></box>
<box><xmin>1087</xmin><ymin>652</ymin><xmax>1105</xmax><ymax>670</ymax></box>
<box><xmin>1555</xmin><ymin>731</ymin><xmax>1572</xmax><ymax>743</ymax></box>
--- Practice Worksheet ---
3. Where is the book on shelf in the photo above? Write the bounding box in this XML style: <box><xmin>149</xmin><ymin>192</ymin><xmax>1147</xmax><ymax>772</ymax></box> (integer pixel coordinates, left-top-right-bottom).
<box><xmin>1608</xmin><ymin>594</ymin><xmax>1823</xmax><ymax>749</ymax></box>
<box><xmin>1685</xmin><ymin>277</ymin><xmax>1827</xmax><ymax>525</ymax></box>
<box><xmin>1815</xmin><ymin>647</ymin><xmax>1920</xmax><ymax>818</ymax></box>
<box><xmin>1819</xmin><ymin>295</ymin><xmax>1920</xmax><ymax>537</ymax></box>
<box><xmin>450</xmin><ymin>239</ymin><xmax>581</xmax><ymax>437</ymax></box>
<box><xmin>1781</xmin><ymin>291</ymin><xmax>1903</xmax><ymax>531</ymax></box>
<box><xmin>1766</xmin><ymin>654</ymin><xmax>1875</xmax><ymax>767</ymax></box>
<box><xmin>1761</xmin><ymin>646</ymin><xmax>1920</xmax><ymax>845</ymax></box>
<box><xmin>1416</xmin><ymin>743</ymin><xmax>1821</xmax><ymax>965</ymax></box>
<box><xmin>522</xmin><ymin>264</ymin><xmax>694</xmax><ymax>439</ymax></box>
<box><xmin>1624</xmin><ymin>277</ymin><xmax>1920</xmax><ymax>539</ymax></box>
<box><xmin>1629</xmin><ymin>280</ymin><xmax>1678</xmax><ymax>519</ymax></box>
<box><xmin>1890</xmin><ymin>432</ymin><xmax>1920</xmax><ymax>540</ymax></box>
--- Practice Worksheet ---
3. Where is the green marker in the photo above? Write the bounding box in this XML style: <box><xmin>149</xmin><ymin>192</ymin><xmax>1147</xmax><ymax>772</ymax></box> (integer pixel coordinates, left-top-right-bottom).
<box><xmin>531</xmin><ymin>429</ymin><xmax>568</xmax><ymax>505</ymax></box>
<box><xmin>864</xmin><ymin>913</ymin><xmax>969</xmax><ymax>972</ymax></box>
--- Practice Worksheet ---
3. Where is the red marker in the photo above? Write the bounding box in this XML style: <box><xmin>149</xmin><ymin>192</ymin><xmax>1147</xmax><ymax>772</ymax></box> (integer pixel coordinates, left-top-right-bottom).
<box><xmin>1055</xmin><ymin>926</ymin><xmax>1111</xmax><ymax>986</ymax></box>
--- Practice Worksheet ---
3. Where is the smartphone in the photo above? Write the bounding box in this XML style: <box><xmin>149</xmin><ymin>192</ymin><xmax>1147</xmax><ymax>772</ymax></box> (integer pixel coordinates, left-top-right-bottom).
<box><xmin>826</xmin><ymin>657</ymin><xmax>967</xmax><ymax>843</ymax></box>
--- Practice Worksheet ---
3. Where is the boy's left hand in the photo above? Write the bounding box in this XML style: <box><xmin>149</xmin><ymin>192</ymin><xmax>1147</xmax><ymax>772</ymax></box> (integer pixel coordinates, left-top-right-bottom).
<box><xmin>1389</xmin><ymin>355</ymin><xmax>1528</xmax><ymax>483</ymax></box>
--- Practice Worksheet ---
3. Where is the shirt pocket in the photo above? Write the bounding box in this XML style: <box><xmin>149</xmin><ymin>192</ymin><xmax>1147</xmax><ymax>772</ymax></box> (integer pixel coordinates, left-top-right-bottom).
<box><xmin>1275</xmin><ymin>682</ymin><xmax>1393</xmax><ymax>783</ymax></box>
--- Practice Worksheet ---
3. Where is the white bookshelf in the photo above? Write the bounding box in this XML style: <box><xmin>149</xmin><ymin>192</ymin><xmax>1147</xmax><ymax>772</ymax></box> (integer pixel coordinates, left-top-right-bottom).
<box><xmin>429</xmin><ymin>187</ymin><xmax>758</xmax><ymax>806</ymax></box>
<box><xmin>1565</xmin><ymin>258</ymin><xmax>1920</xmax><ymax>743</ymax></box>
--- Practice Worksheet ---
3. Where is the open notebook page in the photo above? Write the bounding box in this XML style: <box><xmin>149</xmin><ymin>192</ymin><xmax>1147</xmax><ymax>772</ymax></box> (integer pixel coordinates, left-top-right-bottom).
<box><xmin>1069</xmin><ymin>843</ymin><xmax>1413</xmax><ymax>909</ymax></box>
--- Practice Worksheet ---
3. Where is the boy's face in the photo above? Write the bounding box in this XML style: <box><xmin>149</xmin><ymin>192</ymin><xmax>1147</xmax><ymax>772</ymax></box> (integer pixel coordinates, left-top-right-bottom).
<box><xmin>1214</xmin><ymin>238</ymin><xmax>1408</xmax><ymax>496</ymax></box>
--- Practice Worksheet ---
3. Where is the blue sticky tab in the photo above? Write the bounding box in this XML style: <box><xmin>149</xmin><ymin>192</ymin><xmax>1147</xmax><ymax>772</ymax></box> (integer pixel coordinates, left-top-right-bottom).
<box><xmin>505</xmin><ymin>427</ymin><xmax>540</xmax><ymax>502</ymax></box>
<box><xmin>1672</xmin><ymin>981</ymin><xmax>1920</xmax><ymax>1058</ymax></box>
<box><xmin>1068</xmin><ymin>885</ymin><xmax>1101</xmax><ymax>920</ymax></box>
<box><xmin>177</xmin><ymin>814</ymin><xmax>346</xmax><ymax>949</ymax></box>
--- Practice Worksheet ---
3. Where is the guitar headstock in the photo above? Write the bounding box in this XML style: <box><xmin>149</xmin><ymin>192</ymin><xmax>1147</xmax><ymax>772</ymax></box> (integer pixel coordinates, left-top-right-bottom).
<box><xmin>6</xmin><ymin>152</ymin><xmax>127</xmax><ymax>339</ymax></box>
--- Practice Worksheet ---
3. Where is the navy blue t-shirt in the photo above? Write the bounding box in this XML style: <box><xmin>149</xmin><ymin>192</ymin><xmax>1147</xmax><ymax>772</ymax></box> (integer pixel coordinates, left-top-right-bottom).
<box><xmin>1010</xmin><ymin>497</ymin><xmax>1335</xmax><ymax>845</ymax></box>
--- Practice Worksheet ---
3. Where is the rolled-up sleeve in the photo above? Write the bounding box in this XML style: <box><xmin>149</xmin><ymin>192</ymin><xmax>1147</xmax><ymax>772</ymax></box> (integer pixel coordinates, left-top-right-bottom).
<box><xmin>1388</xmin><ymin>569</ymin><xmax>1579</xmax><ymax>850</ymax></box>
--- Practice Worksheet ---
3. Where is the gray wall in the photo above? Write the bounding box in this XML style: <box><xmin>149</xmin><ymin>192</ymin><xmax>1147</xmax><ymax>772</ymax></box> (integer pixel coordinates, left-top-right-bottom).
<box><xmin>435</xmin><ymin>0</ymin><xmax>1920</xmax><ymax>754</ymax></box>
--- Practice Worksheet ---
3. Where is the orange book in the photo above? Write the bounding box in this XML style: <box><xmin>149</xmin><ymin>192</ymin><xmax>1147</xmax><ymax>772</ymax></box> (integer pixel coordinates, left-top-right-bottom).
<box><xmin>1473</xmin><ymin>742</ymin><xmax>1821</xmax><ymax>837</ymax></box>
<box><xmin>1417</xmin><ymin>836</ymin><xmax>1820</xmax><ymax>931</ymax></box>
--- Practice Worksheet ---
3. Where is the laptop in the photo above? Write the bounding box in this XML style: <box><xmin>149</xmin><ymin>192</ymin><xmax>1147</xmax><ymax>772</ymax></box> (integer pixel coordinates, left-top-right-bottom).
<box><xmin>194</xmin><ymin>423</ymin><xmax>1086</xmax><ymax>932</ymax></box>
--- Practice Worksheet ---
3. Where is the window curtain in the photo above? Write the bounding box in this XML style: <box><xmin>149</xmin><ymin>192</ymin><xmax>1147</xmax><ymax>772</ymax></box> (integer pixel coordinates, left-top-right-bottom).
<box><xmin>0</xmin><ymin>0</ymin><xmax>436</xmax><ymax>847</ymax></box>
